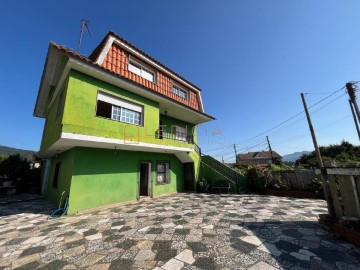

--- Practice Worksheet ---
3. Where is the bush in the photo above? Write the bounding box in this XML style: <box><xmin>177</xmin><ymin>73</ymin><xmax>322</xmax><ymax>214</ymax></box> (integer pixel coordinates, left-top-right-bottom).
<box><xmin>306</xmin><ymin>178</ymin><xmax>324</xmax><ymax>199</ymax></box>
<box><xmin>0</xmin><ymin>154</ymin><xmax>42</xmax><ymax>193</ymax></box>
<box><xmin>0</xmin><ymin>154</ymin><xmax>30</xmax><ymax>180</ymax></box>
<box><xmin>246</xmin><ymin>167</ymin><xmax>288</xmax><ymax>192</ymax></box>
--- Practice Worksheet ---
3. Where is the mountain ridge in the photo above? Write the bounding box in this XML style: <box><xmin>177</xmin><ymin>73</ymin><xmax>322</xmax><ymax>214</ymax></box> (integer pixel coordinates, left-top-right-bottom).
<box><xmin>282</xmin><ymin>151</ymin><xmax>311</xmax><ymax>163</ymax></box>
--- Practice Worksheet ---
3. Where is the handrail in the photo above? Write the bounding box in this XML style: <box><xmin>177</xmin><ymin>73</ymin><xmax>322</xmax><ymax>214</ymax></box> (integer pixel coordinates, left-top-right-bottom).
<box><xmin>200</xmin><ymin>160</ymin><xmax>236</xmax><ymax>185</ymax></box>
<box><xmin>201</xmin><ymin>155</ymin><xmax>245</xmax><ymax>193</ymax></box>
<box><xmin>193</xmin><ymin>142</ymin><xmax>201</xmax><ymax>156</ymax></box>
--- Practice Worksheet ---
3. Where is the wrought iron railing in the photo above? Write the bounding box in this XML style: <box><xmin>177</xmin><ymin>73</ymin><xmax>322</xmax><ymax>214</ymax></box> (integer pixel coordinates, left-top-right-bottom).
<box><xmin>155</xmin><ymin>130</ymin><xmax>201</xmax><ymax>155</ymax></box>
<box><xmin>156</xmin><ymin>130</ymin><xmax>193</xmax><ymax>143</ymax></box>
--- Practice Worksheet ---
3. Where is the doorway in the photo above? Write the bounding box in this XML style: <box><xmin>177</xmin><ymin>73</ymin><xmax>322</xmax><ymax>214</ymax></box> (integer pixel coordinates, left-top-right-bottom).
<box><xmin>139</xmin><ymin>163</ymin><xmax>151</xmax><ymax>197</ymax></box>
<box><xmin>184</xmin><ymin>162</ymin><xmax>195</xmax><ymax>191</ymax></box>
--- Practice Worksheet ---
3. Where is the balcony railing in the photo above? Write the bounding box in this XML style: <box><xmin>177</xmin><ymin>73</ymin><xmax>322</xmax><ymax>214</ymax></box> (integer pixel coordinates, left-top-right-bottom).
<box><xmin>156</xmin><ymin>130</ymin><xmax>193</xmax><ymax>143</ymax></box>
<box><xmin>155</xmin><ymin>130</ymin><xmax>201</xmax><ymax>155</ymax></box>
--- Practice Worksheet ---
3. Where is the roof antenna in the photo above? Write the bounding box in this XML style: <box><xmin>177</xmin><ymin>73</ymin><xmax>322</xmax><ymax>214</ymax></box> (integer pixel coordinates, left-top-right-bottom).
<box><xmin>77</xmin><ymin>19</ymin><xmax>92</xmax><ymax>53</ymax></box>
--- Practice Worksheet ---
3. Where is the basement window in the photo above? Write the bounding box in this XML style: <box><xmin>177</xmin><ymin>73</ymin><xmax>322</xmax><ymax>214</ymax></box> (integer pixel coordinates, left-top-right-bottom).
<box><xmin>128</xmin><ymin>58</ymin><xmax>156</xmax><ymax>83</ymax></box>
<box><xmin>53</xmin><ymin>162</ymin><xmax>61</xmax><ymax>188</ymax></box>
<box><xmin>172</xmin><ymin>84</ymin><xmax>188</xmax><ymax>100</ymax></box>
<box><xmin>96</xmin><ymin>92</ymin><xmax>143</xmax><ymax>126</ymax></box>
<box><xmin>156</xmin><ymin>162</ymin><xmax>170</xmax><ymax>184</ymax></box>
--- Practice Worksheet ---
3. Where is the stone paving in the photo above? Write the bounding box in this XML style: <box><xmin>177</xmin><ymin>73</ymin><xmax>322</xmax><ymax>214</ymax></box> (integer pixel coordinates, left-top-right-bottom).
<box><xmin>0</xmin><ymin>193</ymin><xmax>360</xmax><ymax>270</ymax></box>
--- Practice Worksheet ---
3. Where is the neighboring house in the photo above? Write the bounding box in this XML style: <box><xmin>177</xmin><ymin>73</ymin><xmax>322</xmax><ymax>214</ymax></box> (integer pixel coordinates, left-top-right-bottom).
<box><xmin>237</xmin><ymin>151</ymin><xmax>281</xmax><ymax>167</ymax></box>
<box><xmin>23</xmin><ymin>151</ymin><xmax>41</xmax><ymax>169</ymax></box>
<box><xmin>34</xmin><ymin>31</ymin><xmax>215</xmax><ymax>214</ymax></box>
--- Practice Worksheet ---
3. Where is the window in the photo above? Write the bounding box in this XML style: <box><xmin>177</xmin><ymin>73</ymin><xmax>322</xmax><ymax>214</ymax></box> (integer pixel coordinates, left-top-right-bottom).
<box><xmin>96</xmin><ymin>92</ymin><xmax>143</xmax><ymax>126</ymax></box>
<box><xmin>128</xmin><ymin>59</ymin><xmax>156</xmax><ymax>83</ymax></box>
<box><xmin>172</xmin><ymin>85</ymin><xmax>188</xmax><ymax>100</ymax></box>
<box><xmin>121</xmin><ymin>107</ymin><xmax>141</xmax><ymax>125</ymax></box>
<box><xmin>156</xmin><ymin>162</ymin><xmax>170</xmax><ymax>184</ymax></box>
<box><xmin>53</xmin><ymin>162</ymin><xmax>61</xmax><ymax>188</ymax></box>
<box><xmin>175</xmin><ymin>126</ymin><xmax>187</xmax><ymax>141</ymax></box>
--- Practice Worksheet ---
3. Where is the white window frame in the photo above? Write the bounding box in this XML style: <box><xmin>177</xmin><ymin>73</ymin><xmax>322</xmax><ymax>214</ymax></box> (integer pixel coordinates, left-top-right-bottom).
<box><xmin>118</xmin><ymin>106</ymin><xmax>141</xmax><ymax>125</ymax></box>
<box><xmin>128</xmin><ymin>56</ymin><xmax>156</xmax><ymax>83</ymax></box>
<box><xmin>156</xmin><ymin>162</ymin><xmax>170</xmax><ymax>184</ymax></box>
<box><xmin>175</xmin><ymin>126</ymin><xmax>187</xmax><ymax>141</ymax></box>
<box><xmin>172</xmin><ymin>84</ymin><xmax>188</xmax><ymax>100</ymax></box>
<box><xmin>97</xmin><ymin>91</ymin><xmax>143</xmax><ymax>126</ymax></box>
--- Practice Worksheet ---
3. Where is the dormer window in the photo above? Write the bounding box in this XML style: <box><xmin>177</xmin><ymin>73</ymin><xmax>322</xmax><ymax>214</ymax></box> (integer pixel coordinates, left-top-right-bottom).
<box><xmin>128</xmin><ymin>57</ymin><xmax>156</xmax><ymax>83</ymax></box>
<box><xmin>172</xmin><ymin>84</ymin><xmax>188</xmax><ymax>100</ymax></box>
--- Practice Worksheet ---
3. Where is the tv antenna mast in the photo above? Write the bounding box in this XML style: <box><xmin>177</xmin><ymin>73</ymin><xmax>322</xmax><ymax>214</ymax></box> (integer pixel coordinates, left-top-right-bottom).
<box><xmin>77</xmin><ymin>19</ymin><xmax>92</xmax><ymax>53</ymax></box>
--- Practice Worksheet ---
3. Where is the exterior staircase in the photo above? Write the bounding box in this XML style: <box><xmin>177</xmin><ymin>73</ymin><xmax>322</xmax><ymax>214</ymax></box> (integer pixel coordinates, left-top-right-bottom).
<box><xmin>200</xmin><ymin>155</ymin><xmax>246</xmax><ymax>193</ymax></box>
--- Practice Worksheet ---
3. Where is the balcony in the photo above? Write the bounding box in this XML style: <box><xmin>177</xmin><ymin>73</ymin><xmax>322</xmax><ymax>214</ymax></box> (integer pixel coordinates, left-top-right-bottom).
<box><xmin>155</xmin><ymin>130</ymin><xmax>201</xmax><ymax>155</ymax></box>
<box><xmin>40</xmin><ymin>124</ymin><xmax>201</xmax><ymax>159</ymax></box>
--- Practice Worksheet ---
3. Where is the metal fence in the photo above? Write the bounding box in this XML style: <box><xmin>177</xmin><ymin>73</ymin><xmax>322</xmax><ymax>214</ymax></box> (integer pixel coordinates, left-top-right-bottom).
<box><xmin>272</xmin><ymin>169</ymin><xmax>316</xmax><ymax>190</ymax></box>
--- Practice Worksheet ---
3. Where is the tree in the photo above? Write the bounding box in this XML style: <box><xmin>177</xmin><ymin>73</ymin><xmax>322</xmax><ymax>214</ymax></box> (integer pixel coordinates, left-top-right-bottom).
<box><xmin>0</xmin><ymin>154</ymin><xmax>31</xmax><ymax>180</ymax></box>
<box><xmin>295</xmin><ymin>141</ymin><xmax>360</xmax><ymax>167</ymax></box>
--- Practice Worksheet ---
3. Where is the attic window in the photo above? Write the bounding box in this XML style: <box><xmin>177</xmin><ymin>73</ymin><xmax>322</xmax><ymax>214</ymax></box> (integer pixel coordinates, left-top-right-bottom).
<box><xmin>128</xmin><ymin>58</ymin><xmax>156</xmax><ymax>83</ymax></box>
<box><xmin>172</xmin><ymin>84</ymin><xmax>188</xmax><ymax>100</ymax></box>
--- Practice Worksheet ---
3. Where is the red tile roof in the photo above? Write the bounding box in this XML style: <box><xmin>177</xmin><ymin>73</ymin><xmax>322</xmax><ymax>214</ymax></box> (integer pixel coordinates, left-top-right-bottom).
<box><xmin>89</xmin><ymin>31</ymin><xmax>202</xmax><ymax>91</ymax></box>
<box><xmin>48</xmin><ymin>41</ymin><xmax>215</xmax><ymax>120</ymax></box>
<box><xmin>238</xmin><ymin>151</ymin><xmax>282</xmax><ymax>160</ymax></box>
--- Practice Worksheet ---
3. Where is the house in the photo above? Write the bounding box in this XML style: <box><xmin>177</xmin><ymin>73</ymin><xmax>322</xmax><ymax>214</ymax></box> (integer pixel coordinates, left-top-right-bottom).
<box><xmin>23</xmin><ymin>151</ymin><xmax>41</xmax><ymax>169</ymax></box>
<box><xmin>34</xmin><ymin>31</ymin><xmax>215</xmax><ymax>214</ymax></box>
<box><xmin>237</xmin><ymin>151</ymin><xmax>281</xmax><ymax>167</ymax></box>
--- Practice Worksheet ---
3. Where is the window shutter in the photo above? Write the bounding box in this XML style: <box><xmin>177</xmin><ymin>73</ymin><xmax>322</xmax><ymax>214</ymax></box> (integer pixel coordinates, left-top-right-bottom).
<box><xmin>128</xmin><ymin>62</ymin><xmax>141</xmax><ymax>76</ymax></box>
<box><xmin>142</xmin><ymin>69</ymin><xmax>154</xmax><ymax>82</ymax></box>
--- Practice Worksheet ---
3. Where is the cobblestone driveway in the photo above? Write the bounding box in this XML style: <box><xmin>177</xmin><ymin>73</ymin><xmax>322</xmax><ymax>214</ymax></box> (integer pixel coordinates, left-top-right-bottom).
<box><xmin>1</xmin><ymin>193</ymin><xmax>359</xmax><ymax>270</ymax></box>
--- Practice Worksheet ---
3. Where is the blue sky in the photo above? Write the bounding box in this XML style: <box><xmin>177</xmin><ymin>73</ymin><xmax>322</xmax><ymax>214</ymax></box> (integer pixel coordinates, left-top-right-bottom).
<box><xmin>1</xmin><ymin>1</ymin><xmax>359</xmax><ymax>161</ymax></box>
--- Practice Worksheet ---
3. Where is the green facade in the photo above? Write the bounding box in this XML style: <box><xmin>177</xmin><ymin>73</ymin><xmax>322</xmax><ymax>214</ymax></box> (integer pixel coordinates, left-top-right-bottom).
<box><xmin>41</xmin><ymin>69</ymin><xmax>202</xmax><ymax>214</ymax></box>
<box><xmin>46</xmin><ymin>147</ymin><xmax>185</xmax><ymax>214</ymax></box>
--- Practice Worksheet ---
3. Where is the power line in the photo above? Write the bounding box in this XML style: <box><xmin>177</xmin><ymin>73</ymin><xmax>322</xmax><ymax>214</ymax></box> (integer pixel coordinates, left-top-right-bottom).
<box><xmin>222</xmin><ymin>141</ymin><xmax>269</xmax><ymax>162</ymax></box>
<box><xmin>201</xmin><ymin>84</ymin><xmax>348</xmax><ymax>155</ymax></box>
<box><xmin>307</xmin><ymin>86</ymin><xmax>345</xmax><ymax>110</ymax></box>
<box><xmin>310</xmin><ymin>92</ymin><xmax>347</xmax><ymax>114</ymax></box>
<box><xmin>211</xmin><ymin>140</ymin><xmax>267</xmax><ymax>158</ymax></box>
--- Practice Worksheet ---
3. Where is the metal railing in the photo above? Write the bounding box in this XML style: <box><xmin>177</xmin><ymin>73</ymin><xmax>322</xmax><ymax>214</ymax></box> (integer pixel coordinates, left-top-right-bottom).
<box><xmin>155</xmin><ymin>130</ymin><xmax>202</xmax><ymax>155</ymax></box>
<box><xmin>156</xmin><ymin>130</ymin><xmax>193</xmax><ymax>143</ymax></box>
<box><xmin>201</xmin><ymin>155</ymin><xmax>246</xmax><ymax>193</ymax></box>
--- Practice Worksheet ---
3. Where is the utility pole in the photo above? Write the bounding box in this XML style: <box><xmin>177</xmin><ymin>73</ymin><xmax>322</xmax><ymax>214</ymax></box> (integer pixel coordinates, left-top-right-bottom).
<box><xmin>233</xmin><ymin>144</ymin><xmax>239</xmax><ymax>194</ymax></box>
<box><xmin>349</xmin><ymin>99</ymin><xmax>360</xmax><ymax>140</ymax></box>
<box><xmin>266</xmin><ymin>136</ymin><xmax>274</xmax><ymax>163</ymax></box>
<box><xmin>301</xmin><ymin>93</ymin><xmax>335</xmax><ymax>216</ymax></box>
<box><xmin>346</xmin><ymin>82</ymin><xmax>360</xmax><ymax>125</ymax></box>
<box><xmin>233</xmin><ymin>144</ymin><xmax>238</xmax><ymax>164</ymax></box>
<box><xmin>301</xmin><ymin>93</ymin><xmax>324</xmax><ymax>168</ymax></box>
<box><xmin>222</xmin><ymin>156</ymin><xmax>224</xmax><ymax>163</ymax></box>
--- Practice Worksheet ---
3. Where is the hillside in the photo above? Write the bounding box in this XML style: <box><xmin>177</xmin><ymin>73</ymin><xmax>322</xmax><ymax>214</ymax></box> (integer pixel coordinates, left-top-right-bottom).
<box><xmin>0</xmin><ymin>145</ymin><xmax>34</xmax><ymax>157</ymax></box>
<box><xmin>282</xmin><ymin>151</ymin><xmax>311</xmax><ymax>163</ymax></box>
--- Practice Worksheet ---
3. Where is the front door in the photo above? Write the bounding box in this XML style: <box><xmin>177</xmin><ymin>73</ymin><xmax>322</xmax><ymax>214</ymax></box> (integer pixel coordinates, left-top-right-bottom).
<box><xmin>184</xmin><ymin>163</ymin><xmax>195</xmax><ymax>191</ymax></box>
<box><xmin>139</xmin><ymin>163</ymin><xmax>150</xmax><ymax>196</ymax></box>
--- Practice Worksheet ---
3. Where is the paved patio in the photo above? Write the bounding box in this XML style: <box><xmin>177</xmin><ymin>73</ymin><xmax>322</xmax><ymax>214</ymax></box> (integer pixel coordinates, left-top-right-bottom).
<box><xmin>0</xmin><ymin>193</ymin><xmax>359</xmax><ymax>270</ymax></box>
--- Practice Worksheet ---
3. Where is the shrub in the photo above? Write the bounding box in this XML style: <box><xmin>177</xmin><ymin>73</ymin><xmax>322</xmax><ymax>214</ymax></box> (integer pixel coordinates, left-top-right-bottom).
<box><xmin>246</xmin><ymin>167</ymin><xmax>288</xmax><ymax>192</ymax></box>
<box><xmin>306</xmin><ymin>178</ymin><xmax>324</xmax><ymax>199</ymax></box>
